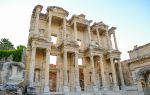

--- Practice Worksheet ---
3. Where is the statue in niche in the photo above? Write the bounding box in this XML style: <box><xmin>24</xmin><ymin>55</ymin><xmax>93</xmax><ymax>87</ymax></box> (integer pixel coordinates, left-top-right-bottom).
<box><xmin>109</xmin><ymin>73</ymin><xmax>113</xmax><ymax>84</ymax></box>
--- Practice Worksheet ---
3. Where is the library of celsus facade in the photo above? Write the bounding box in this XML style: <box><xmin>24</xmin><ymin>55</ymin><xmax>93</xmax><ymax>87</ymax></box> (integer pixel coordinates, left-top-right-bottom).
<box><xmin>25</xmin><ymin>5</ymin><xmax>134</xmax><ymax>95</ymax></box>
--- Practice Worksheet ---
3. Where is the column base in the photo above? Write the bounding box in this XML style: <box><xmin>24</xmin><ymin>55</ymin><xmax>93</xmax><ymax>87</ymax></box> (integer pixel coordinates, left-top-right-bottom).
<box><xmin>138</xmin><ymin>91</ymin><xmax>144</xmax><ymax>95</ymax></box>
<box><xmin>113</xmin><ymin>85</ymin><xmax>119</xmax><ymax>91</ymax></box>
<box><xmin>27</xmin><ymin>86</ymin><xmax>36</xmax><ymax>95</ymax></box>
<box><xmin>75</xmin><ymin>86</ymin><xmax>81</xmax><ymax>95</ymax></box>
<box><xmin>43</xmin><ymin>92</ymin><xmax>50</xmax><ymax>95</ymax></box>
<box><xmin>64</xmin><ymin>86</ymin><xmax>69</xmax><ymax>95</ymax></box>
<box><xmin>102</xmin><ymin>86</ymin><xmax>108</xmax><ymax>90</ymax></box>
<box><xmin>43</xmin><ymin>85</ymin><xmax>50</xmax><ymax>95</ymax></box>
<box><xmin>93</xmin><ymin>85</ymin><xmax>98</xmax><ymax>92</ymax></box>
<box><xmin>120</xmin><ymin>85</ymin><xmax>126</xmax><ymax>90</ymax></box>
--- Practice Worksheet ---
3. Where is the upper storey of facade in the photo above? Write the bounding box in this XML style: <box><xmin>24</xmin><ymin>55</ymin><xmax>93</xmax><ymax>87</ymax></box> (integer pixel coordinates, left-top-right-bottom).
<box><xmin>128</xmin><ymin>43</ymin><xmax>150</xmax><ymax>59</ymax></box>
<box><xmin>28</xmin><ymin>5</ymin><xmax>119</xmax><ymax>53</ymax></box>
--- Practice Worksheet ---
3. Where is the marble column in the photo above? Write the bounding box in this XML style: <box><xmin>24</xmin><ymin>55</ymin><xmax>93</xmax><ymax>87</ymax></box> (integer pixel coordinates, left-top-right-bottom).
<box><xmin>63</xmin><ymin>18</ymin><xmax>67</xmax><ymax>40</ymax></box>
<box><xmin>74</xmin><ymin>21</ymin><xmax>77</xmax><ymax>41</ymax></box>
<box><xmin>29</xmin><ymin>46</ymin><xmax>36</xmax><ymax>87</ymax></box>
<box><xmin>82</xmin><ymin>57</ymin><xmax>87</xmax><ymax>91</ymax></box>
<box><xmin>48</xmin><ymin>14</ymin><xmax>52</xmax><ymax>39</ymax></box>
<box><xmin>87</xmin><ymin>25</ymin><xmax>91</xmax><ymax>46</ymax></box>
<box><xmin>43</xmin><ymin>48</ymin><xmax>50</xmax><ymax>94</ymax></box>
<box><xmin>118</xmin><ymin>59</ymin><xmax>125</xmax><ymax>88</ymax></box>
<box><xmin>63</xmin><ymin>50</ymin><xmax>69</xmax><ymax>95</ymax></box>
<box><xmin>90</xmin><ymin>55</ymin><xmax>98</xmax><ymax>91</ymax></box>
<box><xmin>113</xmin><ymin>32</ymin><xmax>118</xmax><ymax>50</ymax></box>
<box><xmin>110</xmin><ymin>58</ymin><xmax>119</xmax><ymax>90</ymax></box>
<box><xmin>106</xmin><ymin>30</ymin><xmax>112</xmax><ymax>49</ymax></box>
<box><xmin>34</xmin><ymin>8</ymin><xmax>40</xmax><ymax>34</ymax></box>
<box><xmin>137</xmin><ymin>81</ymin><xmax>144</xmax><ymax>95</ymax></box>
<box><xmin>74</xmin><ymin>52</ymin><xmax>81</xmax><ymax>95</ymax></box>
<box><xmin>99</xmin><ymin>55</ymin><xmax>107</xmax><ymax>90</ymax></box>
<box><xmin>56</xmin><ymin>55</ymin><xmax>60</xmax><ymax>92</ymax></box>
<box><xmin>96</xmin><ymin>28</ymin><xmax>101</xmax><ymax>47</ymax></box>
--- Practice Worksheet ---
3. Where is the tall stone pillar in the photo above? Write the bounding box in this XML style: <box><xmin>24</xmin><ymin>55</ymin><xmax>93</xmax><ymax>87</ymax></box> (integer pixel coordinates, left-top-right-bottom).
<box><xmin>106</xmin><ymin>30</ymin><xmax>112</xmax><ymax>49</ymax></box>
<box><xmin>27</xmin><ymin>46</ymin><xmax>36</xmax><ymax>94</ymax></box>
<box><xmin>63</xmin><ymin>18</ymin><xmax>67</xmax><ymax>40</ymax></box>
<box><xmin>113</xmin><ymin>32</ymin><xmax>118</xmax><ymax>50</ymax></box>
<box><xmin>74</xmin><ymin>21</ymin><xmax>77</xmax><ymax>41</ymax></box>
<box><xmin>34</xmin><ymin>8</ymin><xmax>41</xmax><ymax>34</ymax></box>
<box><xmin>96</xmin><ymin>28</ymin><xmax>101</xmax><ymax>47</ymax></box>
<box><xmin>99</xmin><ymin>55</ymin><xmax>107</xmax><ymax>90</ymax></box>
<box><xmin>90</xmin><ymin>55</ymin><xmax>98</xmax><ymax>91</ymax></box>
<box><xmin>87</xmin><ymin>25</ymin><xmax>91</xmax><ymax>46</ymax></box>
<box><xmin>118</xmin><ymin>59</ymin><xmax>125</xmax><ymax>88</ymax></box>
<box><xmin>48</xmin><ymin>14</ymin><xmax>52</xmax><ymax>39</ymax></box>
<box><xmin>82</xmin><ymin>57</ymin><xmax>87</xmax><ymax>91</ymax></box>
<box><xmin>74</xmin><ymin>52</ymin><xmax>81</xmax><ymax>95</ymax></box>
<box><xmin>56</xmin><ymin>54</ymin><xmax>60</xmax><ymax>92</ymax></box>
<box><xmin>63</xmin><ymin>50</ymin><xmax>69</xmax><ymax>95</ymax></box>
<box><xmin>29</xmin><ymin>46</ymin><xmax>36</xmax><ymax>87</ymax></box>
<box><xmin>110</xmin><ymin>58</ymin><xmax>119</xmax><ymax>90</ymax></box>
<box><xmin>43</xmin><ymin>48</ymin><xmax>50</xmax><ymax>95</ymax></box>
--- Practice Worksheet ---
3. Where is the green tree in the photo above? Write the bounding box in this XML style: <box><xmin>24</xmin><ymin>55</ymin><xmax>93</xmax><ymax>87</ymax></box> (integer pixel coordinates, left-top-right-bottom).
<box><xmin>0</xmin><ymin>38</ymin><xmax>14</xmax><ymax>50</ymax></box>
<box><xmin>12</xmin><ymin>45</ymin><xmax>26</xmax><ymax>62</ymax></box>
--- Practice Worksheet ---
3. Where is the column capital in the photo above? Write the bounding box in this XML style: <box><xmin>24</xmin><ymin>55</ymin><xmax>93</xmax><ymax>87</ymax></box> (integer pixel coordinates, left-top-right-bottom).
<box><xmin>99</xmin><ymin>55</ymin><xmax>103</xmax><ymax>59</ymax></box>
<box><xmin>64</xmin><ymin>50</ymin><xmax>67</xmax><ymax>53</ymax></box>
<box><xmin>96</xmin><ymin>27</ymin><xmax>99</xmax><ymax>31</ymax></box>
<box><xmin>31</xmin><ymin>46</ymin><xmax>36</xmax><ymax>49</ymax></box>
<box><xmin>89</xmin><ymin>55</ymin><xmax>93</xmax><ymax>58</ymax></box>
<box><xmin>46</xmin><ymin>48</ymin><xmax>50</xmax><ymax>52</ymax></box>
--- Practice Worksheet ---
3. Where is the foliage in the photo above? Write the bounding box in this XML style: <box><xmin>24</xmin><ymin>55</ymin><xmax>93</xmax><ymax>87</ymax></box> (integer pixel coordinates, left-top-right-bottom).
<box><xmin>0</xmin><ymin>45</ymin><xmax>26</xmax><ymax>62</ymax></box>
<box><xmin>0</xmin><ymin>38</ymin><xmax>14</xmax><ymax>50</ymax></box>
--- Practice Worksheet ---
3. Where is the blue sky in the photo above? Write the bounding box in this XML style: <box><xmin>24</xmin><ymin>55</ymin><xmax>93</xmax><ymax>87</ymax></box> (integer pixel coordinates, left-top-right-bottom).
<box><xmin>0</xmin><ymin>0</ymin><xmax>150</xmax><ymax>60</ymax></box>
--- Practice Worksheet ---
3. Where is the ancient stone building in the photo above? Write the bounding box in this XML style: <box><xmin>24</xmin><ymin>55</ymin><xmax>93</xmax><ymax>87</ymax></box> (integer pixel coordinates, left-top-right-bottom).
<box><xmin>122</xmin><ymin>43</ymin><xmax>150</xmax><ymax>95</ymax></box>
<box><xmin>25</xmin><ymin>5</ymin><xmax>135</xmax><ymax>95</ymax></box>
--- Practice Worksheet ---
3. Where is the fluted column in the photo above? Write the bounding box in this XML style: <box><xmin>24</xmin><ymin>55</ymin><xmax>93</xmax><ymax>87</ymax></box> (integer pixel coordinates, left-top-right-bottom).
<box><xmin>63</xmin><ymin>18</ymin><xmax>67</xmax><ymax>40</ymax></box>
<box><xmin>29</xmin><ymin>46</ymin><xmax>36</xmax><ymax>87</ymax></box>
<box><xmin>96</xmin><ymin>28</ymin><xmax>101</xmax><ymax>47</ymax></box>
<box><xmin>90</xmin><ymin>55</ymin><xmax>98</xmax><ymax>91</ymax></box>
<box><xmin>48</xmin><ymin>14</ymin><xmax>52</xmax><ymax>39</ymax></box>
<box><xmin>113</xmin><ymin>32</ymin><xmax>118</xmax><ymax>50</ymax></box>
<box><xmin>43</xmin><ymin>48</ymin><xmax>50</xmax><ymax>94</ymax></box>
<box><xmin>99</xmin><ymin>55</ymin><xmax>107</xmax><ymax>90</ymax></box>
<box><xmin>74</xmin><ymin>21</ymin><xmax>77</xmax><ymax>41</ymax></box>
<box><xmin>87</xmin><ymin>25</ymin><xmax>91</xmax><ymax>45</ymax></box>
<box><xmin>110</xmin><ymin>58</ymin><xmax>119</xmax><ymax>90</ymax></box>
<box><xmin>74</xmin><ymin>52</ymin><xmax>81</xmax><ymax>95</ymax></box>
<box><xmin>63</xmin><ymin>50</ymin><xmax>69</xmax><ymax>95</ymax></box>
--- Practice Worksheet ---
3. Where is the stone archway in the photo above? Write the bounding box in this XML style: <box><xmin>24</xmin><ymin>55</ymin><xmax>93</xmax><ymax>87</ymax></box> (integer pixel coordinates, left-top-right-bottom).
<box><xmin>137</xmin><ymin>67</ymin><xmax>150</xmax><ymax>95</ymax></box>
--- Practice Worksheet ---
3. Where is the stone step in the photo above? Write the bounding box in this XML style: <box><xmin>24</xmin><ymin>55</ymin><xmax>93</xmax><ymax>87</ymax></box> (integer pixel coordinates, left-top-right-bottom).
<box><xmin>34</xmin><ymin>90</ymin><xmax>127</xmax><ymax>95</ymax></box>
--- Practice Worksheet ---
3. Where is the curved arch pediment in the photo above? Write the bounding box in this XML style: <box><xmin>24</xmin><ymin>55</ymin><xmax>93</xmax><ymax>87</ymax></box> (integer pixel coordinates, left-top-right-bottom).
<box><xmin>137</xmin><ymin>67</ymin><xmax>150</xmax><ymax>80</ymax></box>
<box><xmin>47</xmin><ymin>6</ymin><xmax>69</xmax><ymax>16</ymax></box>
